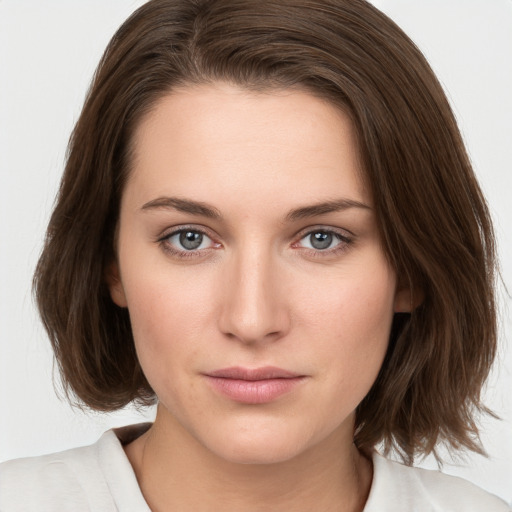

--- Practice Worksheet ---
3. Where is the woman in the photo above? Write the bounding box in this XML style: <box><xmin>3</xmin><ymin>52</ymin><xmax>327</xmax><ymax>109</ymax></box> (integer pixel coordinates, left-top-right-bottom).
<box><xmin>1</xmin><ymin>0</ymin><xmax>509</xmax><ymax>510</ymax></box>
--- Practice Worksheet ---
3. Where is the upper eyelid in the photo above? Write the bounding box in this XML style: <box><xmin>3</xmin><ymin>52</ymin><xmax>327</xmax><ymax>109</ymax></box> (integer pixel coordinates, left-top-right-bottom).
<box><xmin>294</xmin><ymin>225</ymin><xmax>355</xmax><ymax>240</ymax></box>
<box><xmin>158</xmin><ymin>224</ymin><xmax>217</xmax><ymax>241</ymax></box>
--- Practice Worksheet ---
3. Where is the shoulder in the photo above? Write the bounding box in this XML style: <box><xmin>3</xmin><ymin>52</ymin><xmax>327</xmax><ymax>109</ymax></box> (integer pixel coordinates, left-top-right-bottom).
<box><xmin>0</xmin><ymin>428</ymin><xmax>146</xmax><ymax>512</ymax></box>
<box><xmin>365</xmin><ymin>452</ymin><xmax>510</xmax><ymax>512</ymax></box>
<box><xmin>0</xmin><ymin>436</ymin><xmax>114</xmax><ymax>512</ymax></box>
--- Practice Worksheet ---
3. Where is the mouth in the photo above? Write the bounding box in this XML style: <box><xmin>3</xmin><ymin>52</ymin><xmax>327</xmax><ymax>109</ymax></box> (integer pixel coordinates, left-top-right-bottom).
<box><xmin>203</xmin><ymin>366</ymin><xmax>306</xmax><ymax>404</ymax></box>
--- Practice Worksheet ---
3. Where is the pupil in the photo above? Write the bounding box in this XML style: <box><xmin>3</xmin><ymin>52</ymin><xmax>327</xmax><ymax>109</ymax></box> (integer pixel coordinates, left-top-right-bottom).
<box><xmin>311</xmin><ymin>232</ymin><xmax>332</xmax><ymax>250</ymax></box>
<box><xmin>180</xmin><ymin>231</ymin><xmax>202</xmax><ymax>250</ymax></box>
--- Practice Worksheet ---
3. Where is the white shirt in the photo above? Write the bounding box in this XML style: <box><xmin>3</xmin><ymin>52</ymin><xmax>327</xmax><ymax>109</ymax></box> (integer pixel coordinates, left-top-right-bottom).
<box><xmin>1</xmin><ymin>424</ymin><xmax>509</xmax><ymax>511</ymax></box>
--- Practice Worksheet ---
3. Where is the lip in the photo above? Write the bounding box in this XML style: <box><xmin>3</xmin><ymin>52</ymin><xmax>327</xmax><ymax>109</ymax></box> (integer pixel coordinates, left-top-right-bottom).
<box><xmin>204</xmin><ymin>366</ymin><xmax>306</xmax><ymax>404</ymax></box>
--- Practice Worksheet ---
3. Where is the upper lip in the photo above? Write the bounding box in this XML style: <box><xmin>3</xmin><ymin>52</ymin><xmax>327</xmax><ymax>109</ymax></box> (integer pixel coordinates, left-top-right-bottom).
<box><xmin>206</xmin><ymin>366</ymin><xmax>302</xmax><ymax>381</ymax></box>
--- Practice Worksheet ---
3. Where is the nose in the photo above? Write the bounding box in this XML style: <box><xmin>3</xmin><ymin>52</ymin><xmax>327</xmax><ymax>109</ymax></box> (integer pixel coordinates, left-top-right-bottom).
<box><xmin>218</xmin><ymin>246</ymin><xmax>290</xmax><ymax>345</ymax></box>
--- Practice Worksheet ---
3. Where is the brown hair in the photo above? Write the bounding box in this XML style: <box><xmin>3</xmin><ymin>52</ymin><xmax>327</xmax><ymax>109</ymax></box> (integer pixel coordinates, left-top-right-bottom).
<box><xmin>34</xmin><ymin>0</ymin><xmax>497</xmax><ymax>464</ymax></box>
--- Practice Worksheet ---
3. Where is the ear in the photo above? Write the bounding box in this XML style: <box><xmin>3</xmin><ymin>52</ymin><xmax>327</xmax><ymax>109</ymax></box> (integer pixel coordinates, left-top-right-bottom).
<box><xmin>105</xmin><ymin>260</ymin><xmax>128</xmax><ymax>308</ymax></box>
<box><xmin>393</xmin><ymin>285</ymin><xmax>423</xmax><ymax>313</ymax></box>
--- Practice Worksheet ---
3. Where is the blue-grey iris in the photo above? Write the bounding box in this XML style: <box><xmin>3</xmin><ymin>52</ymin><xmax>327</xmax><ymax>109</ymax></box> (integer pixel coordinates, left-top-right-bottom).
<box><xmin>180</xmin><ymin>231</ymin><xmax>203</xmax><ymax>250</ymax></box>
<box><xmin>310</xmin><ymin>232</ymin><xmax>332</xmax><ymax>250</ymax></box>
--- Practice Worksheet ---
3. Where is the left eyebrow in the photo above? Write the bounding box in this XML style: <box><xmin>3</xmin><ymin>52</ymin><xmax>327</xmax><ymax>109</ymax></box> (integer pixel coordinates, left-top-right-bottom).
<box><xmin>285</xmin><ymin>199</ymin><xmax>371</xmax><ymax>222</ymax></box>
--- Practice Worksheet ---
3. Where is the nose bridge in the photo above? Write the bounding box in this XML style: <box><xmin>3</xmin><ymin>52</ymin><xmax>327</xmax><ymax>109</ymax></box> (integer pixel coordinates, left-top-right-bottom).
<box><xmin>219</xmin><ymin>240</ymin><xmax>288</xmax><ymax>344</ymax></box>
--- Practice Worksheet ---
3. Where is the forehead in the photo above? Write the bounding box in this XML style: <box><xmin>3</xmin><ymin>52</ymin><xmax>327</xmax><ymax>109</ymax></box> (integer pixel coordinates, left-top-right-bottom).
<box><xmin>126</xmin><ymin>83</ymin><xmax>369</xmax><ymax>213</ymax></box>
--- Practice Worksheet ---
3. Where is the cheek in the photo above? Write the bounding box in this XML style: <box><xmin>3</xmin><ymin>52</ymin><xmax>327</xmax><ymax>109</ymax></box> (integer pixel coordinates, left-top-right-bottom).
<box><xmin>296</xmin><ymin>260</ymin><xmax>395</xmax><ymax>392</ymax></box>
<box><xmin>121</xmin><ymin>257</ymin><xmax>245</xmax><ymax>404</ymax></box>
<box><xmin>120</xmin><ymin>265</ymin><xmax>214</xmax><ymax>382</ymax></box>
<box><xmin>299</xmin><ymin>259</ymin><xmax>395</xmax><ymax>332</ymax></box>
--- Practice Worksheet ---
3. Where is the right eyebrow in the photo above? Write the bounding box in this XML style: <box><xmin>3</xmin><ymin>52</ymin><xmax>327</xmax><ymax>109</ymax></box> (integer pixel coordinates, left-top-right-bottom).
<box><xmin>140</xmin><ymin>196</ymin><xmax>222</xmax><ymax>220</ymax></box>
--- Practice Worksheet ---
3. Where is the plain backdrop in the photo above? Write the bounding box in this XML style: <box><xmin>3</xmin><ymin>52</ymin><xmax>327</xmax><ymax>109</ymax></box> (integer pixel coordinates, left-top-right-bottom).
<box><xmin>1</xmin><ymin>0</ymin><xmax>511</xmax><ymax>504</ymax></box>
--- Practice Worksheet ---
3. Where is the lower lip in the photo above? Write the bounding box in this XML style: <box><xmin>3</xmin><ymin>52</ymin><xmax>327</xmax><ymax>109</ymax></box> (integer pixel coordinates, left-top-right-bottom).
<box><xmin>205</xmin><ymin>376</ymin><xmax>305</xmax><ymax>404</ymax></box>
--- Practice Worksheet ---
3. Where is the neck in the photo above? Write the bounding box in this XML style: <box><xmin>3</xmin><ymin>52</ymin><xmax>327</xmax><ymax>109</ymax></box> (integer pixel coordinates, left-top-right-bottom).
<box><xmin>125</xmin><ymin>409</ymin><xmax>372</xmax><ymax>512</ymax></box>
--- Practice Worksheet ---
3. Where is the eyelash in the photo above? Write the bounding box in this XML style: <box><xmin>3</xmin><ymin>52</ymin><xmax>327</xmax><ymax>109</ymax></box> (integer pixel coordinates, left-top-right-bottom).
<box><xmin>157</xmin><ymin>225</ymin><xmax>220</xmax><ymax>259</ymax></box>
<box><xmin>157</xmin><ymin>225</ymin><xmax>354</xmax><ymax>259</ymax></box>
<box><xmin>292</xmin><ymin>227</ymin><xmax>353</xmax><ymax>258</ymax></box>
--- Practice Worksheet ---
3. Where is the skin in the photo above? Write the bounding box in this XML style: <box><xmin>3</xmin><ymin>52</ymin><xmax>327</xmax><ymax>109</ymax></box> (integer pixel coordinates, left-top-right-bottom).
<box><xmin>108</xmin><ymin>83</ymin><xmax>412</xmax><ymax>512</ymax></box>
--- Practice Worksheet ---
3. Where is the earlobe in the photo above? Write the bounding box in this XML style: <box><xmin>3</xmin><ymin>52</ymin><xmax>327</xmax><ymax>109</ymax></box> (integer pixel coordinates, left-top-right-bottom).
<box><xmin>105</xmin><ymin>261</ymin><xmax>128</xmax><ymax>308</ymax></box>
<box><xmin>394</xmin><ymin>286</ymin><xmax>423</xmax><ymax>313</ymax></box>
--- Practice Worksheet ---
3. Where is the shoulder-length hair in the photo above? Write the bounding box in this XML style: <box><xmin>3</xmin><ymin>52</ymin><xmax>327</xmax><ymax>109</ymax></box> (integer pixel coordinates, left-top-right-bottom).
<box><xmin>34</xmin><ymin>0</ymin><xmax>497</xmax><ymax>464</ymax></box>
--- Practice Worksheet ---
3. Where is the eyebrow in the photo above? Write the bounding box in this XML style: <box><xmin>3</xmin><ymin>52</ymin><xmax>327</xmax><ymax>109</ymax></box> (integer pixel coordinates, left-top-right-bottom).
<box><xmin>141</xmin><ymin>197</ymin><xmax>222</xmax><ymax>219</ymax></box>
<box><xmin>140</xmin><ymin>196</ymin><xmax>370</xmax><ymax>221</ymax></box>
<box><xmin>285</xmin><ymin>199</ymin><xmax>371</xmax><ymax>221</ymax></box>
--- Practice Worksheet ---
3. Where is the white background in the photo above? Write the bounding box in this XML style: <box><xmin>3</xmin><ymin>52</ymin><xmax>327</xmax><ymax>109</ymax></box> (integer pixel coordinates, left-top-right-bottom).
<box><xmin>1</xmin><ymin>0</ymin><xmax>511</xmax><ymax>504</ymax></box>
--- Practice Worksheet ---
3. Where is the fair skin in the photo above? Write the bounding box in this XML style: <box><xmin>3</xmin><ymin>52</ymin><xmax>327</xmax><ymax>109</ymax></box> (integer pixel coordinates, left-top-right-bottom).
<box><xmin>108</xmin><ymin>83</ymin><xmax>411</xmax><ymax>512</ymax></box>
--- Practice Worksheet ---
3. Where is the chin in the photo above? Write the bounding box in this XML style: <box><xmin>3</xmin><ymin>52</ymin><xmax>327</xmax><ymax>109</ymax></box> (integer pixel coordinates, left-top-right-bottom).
<box><xmin>201</xmin><ymin>421</ymin><xmax>318</xmax><ymax>466</ymax></box>
<box><xmin>214</xmin><ymin>438</ymin><xmax>305</xmax><ymax>465</ymax></box>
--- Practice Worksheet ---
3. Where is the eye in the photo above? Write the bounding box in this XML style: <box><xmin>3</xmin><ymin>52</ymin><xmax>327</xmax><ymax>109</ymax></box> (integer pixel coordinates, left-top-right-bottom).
<box><xmin>295</xmin><ymin>229</ymin><xmax>352</xmax><ymax>253</ymax></box>
<box><xmin>302</xmin><ymin>231</ymin><xmax>337</xmax><ymax>250</ymax></box>
<box><xmin>160</xmin><ymin>227</ymin><xmax>219</xmax><ymax>255</ymax></box>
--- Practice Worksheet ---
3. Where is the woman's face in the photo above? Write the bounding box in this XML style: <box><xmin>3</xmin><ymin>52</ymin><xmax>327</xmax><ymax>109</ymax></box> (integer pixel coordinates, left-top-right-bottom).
<box><xmin>109</xmin><ymin>83</ymin><xmax>410</xmax><ymax>464</ymax></box>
